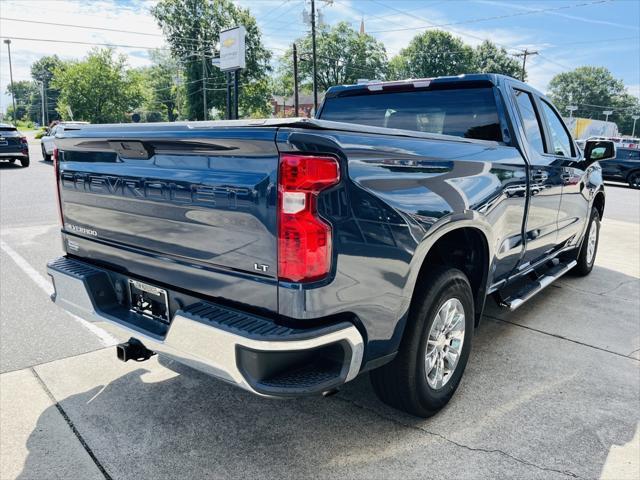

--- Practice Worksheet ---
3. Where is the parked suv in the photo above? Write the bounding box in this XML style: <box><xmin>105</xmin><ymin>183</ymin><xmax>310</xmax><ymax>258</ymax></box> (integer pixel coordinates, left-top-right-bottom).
<box><xmin>601</xmin><ymin>147</ymin><xmax>640</xmax><ymax>188</ymax></box>
<box><xmin>0</xmin><ymin>123</ymin><xmax>29</xmax><ymax>167</ymax></box>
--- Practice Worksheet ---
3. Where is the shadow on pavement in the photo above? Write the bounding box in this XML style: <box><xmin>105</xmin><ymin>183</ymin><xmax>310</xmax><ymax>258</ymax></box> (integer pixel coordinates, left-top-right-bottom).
<box><xmin>0</xmin><ymin>162</ymin><xmax>26</xmax><ymax>170</ymax></box>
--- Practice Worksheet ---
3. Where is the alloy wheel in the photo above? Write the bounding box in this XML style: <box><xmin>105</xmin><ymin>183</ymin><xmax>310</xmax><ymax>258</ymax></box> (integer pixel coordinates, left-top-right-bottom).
<box><xmin>425</xmin><ymin>298</ymin><xmax>465</xmax><ymax>390</ymax></box>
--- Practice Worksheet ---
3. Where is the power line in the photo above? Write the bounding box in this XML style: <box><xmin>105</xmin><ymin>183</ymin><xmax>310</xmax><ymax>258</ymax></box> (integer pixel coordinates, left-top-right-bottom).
<box><xmin>0</xmin><ymin>35</ymin><xmax>170</xmax><ymax>51</ymax></box>
<box><xmin>0</xmin><ymin>17</ymin><xmax>164</xmax><ymax>38</ymax></box>
<box><xmin>366</xmin><ymin>0</ymin><xmax>524</xmax><ymax>52</ymax></box>
<box><xmin>366</xmin><ymin>0</ymin><xmax>612</xmax><ymax>34</ymax></box>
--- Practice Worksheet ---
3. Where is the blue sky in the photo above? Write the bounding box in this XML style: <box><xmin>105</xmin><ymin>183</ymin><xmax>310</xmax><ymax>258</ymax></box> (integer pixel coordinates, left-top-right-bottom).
<box><xmin>1</xmin><ymin>0</ymin><xmax>639</xmax><ymax>114</ymax></box>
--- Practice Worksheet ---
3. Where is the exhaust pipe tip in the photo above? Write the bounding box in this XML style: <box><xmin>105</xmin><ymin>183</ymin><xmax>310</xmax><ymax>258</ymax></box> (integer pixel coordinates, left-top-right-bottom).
<box><xmin>116</xmin><ymin>338</ymin><xmax>155</xmax><ymax>362</ymax></box>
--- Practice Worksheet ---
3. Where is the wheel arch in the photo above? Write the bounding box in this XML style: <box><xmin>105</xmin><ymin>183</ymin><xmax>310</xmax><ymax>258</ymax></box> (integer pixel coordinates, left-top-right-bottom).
<box><xmin>625</xmin><ymin>169</ymin><xmax>640</xmax><ymax>188</ymax></box>
<box><xmin>593</xmin><ymin>189</ymin><xmax>605</xmax><ymax>220</ymax></box>
<box><xmin>405</xmin><ymin>218</ymin><xmax>493</xmax><ymax>330</ymax></box>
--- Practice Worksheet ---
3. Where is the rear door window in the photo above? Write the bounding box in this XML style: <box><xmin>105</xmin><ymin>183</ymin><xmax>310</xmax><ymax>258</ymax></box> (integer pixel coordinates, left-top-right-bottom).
<box><xmin>540</xmin><ymin>100</ymin><xmax>574</xmax><ymax>157</ymax></box>
<box><xmin>616</xmin><ymin>149</ymin><xmax>640</xmax><ymax>160</ymax></box>
<box><xmin>320</xmin><ymin>87</ymin><xmax>502</xmax><ymax>142</ymax></box>
<box><xmin>512</xmin><ymin>89</ymin><xmax>545</xmax><ymax>154</ymax></box>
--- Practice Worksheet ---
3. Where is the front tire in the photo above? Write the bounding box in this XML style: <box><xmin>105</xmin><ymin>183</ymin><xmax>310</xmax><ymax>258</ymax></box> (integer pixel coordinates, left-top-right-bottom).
<box><xmin>370</xmin><ymin>267</ymin><xmax>474</xmax><ymax>417</ymax></box>
<box><xmin>42</xmin><ymin>144</ymin><xmax>51</xmax><ymax>162</ymax></box>
<box><xmin>572</xmin><ymin>209</ymin><xmax>600</xmax><ymax>276</ymax></box>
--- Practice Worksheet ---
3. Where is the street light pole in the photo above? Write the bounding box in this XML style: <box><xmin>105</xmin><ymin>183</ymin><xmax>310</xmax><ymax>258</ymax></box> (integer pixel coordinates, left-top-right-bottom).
<box><xmin>4</xmin><ymin>39</ymin><xmax>17</xmax><ymax>121</ymax></box>
<box><xmin>603</xmin><ymin>110</ymin><xmax>613</xmax><ymax>123</ymax></box>
<box><xmin>310</xmin><ymin>0</ymin><xmax>318</xmax><ymax>114</ymax></box>
<box><xmin>632</xmin><ymin>115</ymin><xmax>639</xmax><ymax>138</ymax></box>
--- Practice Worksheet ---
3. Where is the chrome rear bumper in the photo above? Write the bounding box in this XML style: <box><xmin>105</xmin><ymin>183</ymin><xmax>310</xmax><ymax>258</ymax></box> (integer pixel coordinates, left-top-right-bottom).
<box><xmin>47</xmin><ymin>257</ymin><xmax>364</xmax><ymax>396</ymax></box>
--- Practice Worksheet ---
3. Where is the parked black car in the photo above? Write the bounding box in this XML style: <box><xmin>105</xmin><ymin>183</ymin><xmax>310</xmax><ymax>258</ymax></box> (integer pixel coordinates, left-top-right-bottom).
<box><xmin>0</xmin><ymin>123</ymin><xmax>29</xmax><ymax>167</ymax></box>
<box><xmin>601</xmin><ymin>147</ymin><xmax>640</xmax><ymax>188</ymax></box>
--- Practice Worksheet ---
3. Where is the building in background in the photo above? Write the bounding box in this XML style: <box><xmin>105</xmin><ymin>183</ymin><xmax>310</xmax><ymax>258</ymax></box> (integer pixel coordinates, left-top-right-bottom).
<box><xmin>271</xmin><ymin>94</ymin><xmax>320</xmax><ymax>117</ymax></box>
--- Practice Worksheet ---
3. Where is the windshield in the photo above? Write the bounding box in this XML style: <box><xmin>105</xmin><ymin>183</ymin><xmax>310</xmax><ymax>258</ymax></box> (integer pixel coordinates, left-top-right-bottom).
<box><xmin>320</xmin><ymin>87</ymin><xmax>502</xmax><ymax>142</ymax></box>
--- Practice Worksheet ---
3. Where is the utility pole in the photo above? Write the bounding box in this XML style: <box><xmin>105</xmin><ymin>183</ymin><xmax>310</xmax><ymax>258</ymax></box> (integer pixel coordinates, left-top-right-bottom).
<box><xmin>632</xmin><ymin>115</ymin><xmax>639</xmax><ymax>137</ymax></box>
<box><xmin>513</xmin><ymin>49</ymin><xmax>538</xmax><ymax>82</ymax></box>
<box><xmin>233</xmin><ymin>71</ymin><xmax>239</xmax><ymax>120</ymax></box>
<box><xmin>310</xmin><ymin>0</ymin><xmax>318</xmax><ymax>113</ymax></box>
<box><xmin>567</xmin><ymin>105</ymin><xmax>578</xmax><ymax>137</ymax></box>
<box><xmin>603</xmin><ymin>110</ymin><xmax>613</xmax><ymax>123</ymax></box>
<box><xmin>202</xmin><ymin>49</ymin><xmax>208</xmax><ymax>120</ymax></box>
<box><xmin>226</xmin><ymin>72</ymin><xmax>231</xmax><ymax>120</ymax></box>
<box><xmin>4</xmin><ymin>39</ymin><xmax>16</xmax><ymax>121</ymax></box>
<box><xmin>43</xmin><ymin>76</ymin><xmax>49</xmax><ymax>125</ymax></box>
<box><xmin>36</xmin><ymin>81</ymin><xmax>45</xmax><ymax>126</ymax></box>
<box><xmin>293</xmin><ymin>43</ymin><xmax>299</xmax><ymax>117</ymax></box>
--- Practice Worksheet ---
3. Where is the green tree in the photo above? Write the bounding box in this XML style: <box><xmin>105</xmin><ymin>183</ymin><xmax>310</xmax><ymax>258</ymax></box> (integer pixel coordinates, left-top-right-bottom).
<box><xmin>5</xmin><ymin>81</ymin><xmax>37</xmax><ymax>121</ymax></box>
<box><xmin>473</xmin><ymin>40</ymin><xmax>521</xmax><ymax>79</ymax></box>
<box><xmin>51</xmin><ymin>49</ymin><xmax>145</xmax><ymax>123</ymax></box>
<box><xmin>31</xmin><ymin>55</ymin><xmax>65</xmax><ymax>123</ymax></box>
<box><xmin>548</xmin><ymin>66</ymin><xmax>640</xmax><ymax>135</ymax></box>
<box><xmin>281</xmin><ymin>22</ymin><xmax>387</xmax><ymax>93</ymax></box>
<box><xmin>388</xmin><ymin>30</ymin><xmax>474</xmax><ymax>80</ymax></box>
<box><xmin>139</xmin><ymin>50</ymin><xmax>184</xmax><ymax>122</ymax></box>
<box><xmin>152</xmin><ymin>0</ymin><xmax>272</xmax><ymax>120</ymax></box>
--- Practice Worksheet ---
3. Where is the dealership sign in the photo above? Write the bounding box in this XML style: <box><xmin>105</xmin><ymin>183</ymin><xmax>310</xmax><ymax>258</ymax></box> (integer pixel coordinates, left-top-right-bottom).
<box><xmin>219</xmin><ymin>26</ymin><xmax>246</xmax><ymax>71</ymax></box>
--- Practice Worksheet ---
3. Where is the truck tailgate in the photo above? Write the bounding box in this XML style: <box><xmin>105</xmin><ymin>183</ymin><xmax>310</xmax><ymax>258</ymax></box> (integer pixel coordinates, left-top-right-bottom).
<box><xmin>55</xmin><ymin>125</ymin><xmax>279</xmax><ymax>313</ymax></box>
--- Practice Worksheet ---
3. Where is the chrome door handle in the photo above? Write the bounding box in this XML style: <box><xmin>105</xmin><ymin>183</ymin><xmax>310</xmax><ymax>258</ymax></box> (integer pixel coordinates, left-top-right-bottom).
<box><xmin>532</xmin><ymin>169</ymin><xmax>548</xmax><ymax>182</ymax></box>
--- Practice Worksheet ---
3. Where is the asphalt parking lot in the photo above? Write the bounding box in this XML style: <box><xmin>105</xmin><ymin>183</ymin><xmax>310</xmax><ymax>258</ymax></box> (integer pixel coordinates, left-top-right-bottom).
<box><xmin>1</xmin><ymin>135</ymin><xmax>639</xmax><ymax>479</ymax></box>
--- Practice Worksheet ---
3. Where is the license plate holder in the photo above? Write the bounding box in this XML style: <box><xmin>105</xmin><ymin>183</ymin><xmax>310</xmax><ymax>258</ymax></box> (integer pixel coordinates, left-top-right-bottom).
<box><xmin>128</xmin><ymin>279</ymin><xmax>170</xmax><ymax>323</ymax></box>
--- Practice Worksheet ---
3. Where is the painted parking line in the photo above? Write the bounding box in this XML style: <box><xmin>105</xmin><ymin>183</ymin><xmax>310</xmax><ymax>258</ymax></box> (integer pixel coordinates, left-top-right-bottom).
<box><xmin>0</xmin><ymin>239</ymin><xmax>117</xmax><ymax>347</ymax></box>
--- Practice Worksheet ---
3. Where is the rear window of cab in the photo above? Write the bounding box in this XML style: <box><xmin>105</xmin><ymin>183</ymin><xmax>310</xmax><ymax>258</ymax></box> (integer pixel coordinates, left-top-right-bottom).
<box><xmin>319</xmin><ymin>87</ymin><xmax>502</xmax><ymax>142</ymax></box>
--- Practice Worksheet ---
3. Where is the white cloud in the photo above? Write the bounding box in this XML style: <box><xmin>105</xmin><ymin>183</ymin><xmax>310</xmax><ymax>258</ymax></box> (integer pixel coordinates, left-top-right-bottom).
<box><xmin>0</xmin><ymin>0</ymin><xmax>162</xmax><ymax>111</ymax></box>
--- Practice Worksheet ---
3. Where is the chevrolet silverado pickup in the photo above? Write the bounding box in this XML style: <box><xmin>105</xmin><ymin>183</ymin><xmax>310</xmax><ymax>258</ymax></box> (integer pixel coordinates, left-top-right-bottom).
<box><xmin>47</xmin><ymin>74</ymin><xmax>614</xmax><ymax>417</ymax></box>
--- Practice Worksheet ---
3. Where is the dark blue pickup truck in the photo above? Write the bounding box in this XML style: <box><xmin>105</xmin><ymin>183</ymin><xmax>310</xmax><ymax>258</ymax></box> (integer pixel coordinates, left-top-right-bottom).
<box><xmin>47</xmin><ymin>74</ymin><xmax>614</xmax><ymax>417</ymax></box>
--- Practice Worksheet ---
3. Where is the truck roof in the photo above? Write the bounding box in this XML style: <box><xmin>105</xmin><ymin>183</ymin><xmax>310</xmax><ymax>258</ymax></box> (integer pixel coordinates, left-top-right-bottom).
<box><xmin>324</xmin><ymin>73</ymin><xmax>541</xmax><ymax>99</ymax></box>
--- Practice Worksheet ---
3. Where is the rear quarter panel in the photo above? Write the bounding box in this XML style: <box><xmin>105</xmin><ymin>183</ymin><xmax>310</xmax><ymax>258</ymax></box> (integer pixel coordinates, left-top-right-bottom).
<box><xmin>276</xmin><ymin>129</ymin><xmax>527</xmax><ymax>362</ymax></box>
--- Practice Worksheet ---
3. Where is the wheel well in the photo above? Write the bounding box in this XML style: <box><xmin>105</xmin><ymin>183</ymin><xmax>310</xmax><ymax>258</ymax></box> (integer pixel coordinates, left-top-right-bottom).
<box><xmin>593</xmin><ymin>191</ymin><xmax>605</xmax><ymax>219</ymax></box>
<box><xmin>413</xmin><ymin>227</ymin><xmax>489</xmax><ymax>326</ymax></box>
<box><xmin>626</xmin><ymin>169</ymin><xmax>640</xmax><ymax>181</ymax></box>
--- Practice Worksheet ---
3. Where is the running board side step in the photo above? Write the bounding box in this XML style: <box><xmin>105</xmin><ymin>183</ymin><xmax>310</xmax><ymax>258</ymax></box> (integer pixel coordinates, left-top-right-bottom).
<box><xmin>497</xmin><ymin>260</ymin><xmax>577</xmax><ymax>311</ymax></box>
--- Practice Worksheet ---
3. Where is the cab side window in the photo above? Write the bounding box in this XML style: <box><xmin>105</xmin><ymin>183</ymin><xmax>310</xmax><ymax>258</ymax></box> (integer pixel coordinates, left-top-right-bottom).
<box><xmin>540</xmin><ymin>101</ymin><xmax>574</xmax><ymax>157</ymax></box>
<box><xmin>513</xmin><ymin>89</ymin><xmax>545</xmax><ymax>155</ymax></box>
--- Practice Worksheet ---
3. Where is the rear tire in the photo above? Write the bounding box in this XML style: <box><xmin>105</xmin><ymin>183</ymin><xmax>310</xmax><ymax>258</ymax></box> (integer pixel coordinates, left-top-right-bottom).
<box><xmin>572</xmin><ymin>209</ymin><xmax>600</xmax><ymax>276</ymax></box>
<box><xmin>628</xmin><ymin>172</ymin><xmax>640</xmax><ymax>189</ymax></box>
<box><xmin>41</xmin><ymin>144</ymin><xmax>51</xmax><ymax>162</ymax></box>
<box><xmin>370</xmin><ymin>267</ymin><xmax>474</xmax><ymax>417</ymax></box>
<box><xmin>20</xmin><ymin>157</ymin><xmax>30</xmax><ymax>168</ymax></box>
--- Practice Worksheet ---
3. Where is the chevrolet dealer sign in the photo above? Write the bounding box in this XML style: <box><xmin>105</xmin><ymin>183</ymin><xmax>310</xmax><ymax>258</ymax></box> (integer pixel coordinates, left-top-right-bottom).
<box><xmin>219</xmin><ymin>26</ymin><xmax>246</xmax><ymax>71</ymax></box>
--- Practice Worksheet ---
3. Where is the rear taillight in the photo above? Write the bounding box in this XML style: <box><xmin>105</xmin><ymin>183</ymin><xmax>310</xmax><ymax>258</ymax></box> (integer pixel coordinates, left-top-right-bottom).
<box><xmin>278</xmin><ymin>154</ymin><xmax>340</xmax><ymax>283</ymax></box>
<box><xmin>20</xmin><ymin>136</ymin><xmax>28</xmax><ymax>152</ymax></box>
<box><xmin>53</xmin><ymin>148</ymin><xmax>64</xmax><ymax>226</ymax></box>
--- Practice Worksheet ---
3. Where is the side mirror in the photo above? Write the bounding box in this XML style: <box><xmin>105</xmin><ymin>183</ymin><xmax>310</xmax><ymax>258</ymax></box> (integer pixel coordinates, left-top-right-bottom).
<box><xmin>584</xmin><ymin>140</ymin><xmax>615</xmax><ymax>164</ymax></box>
